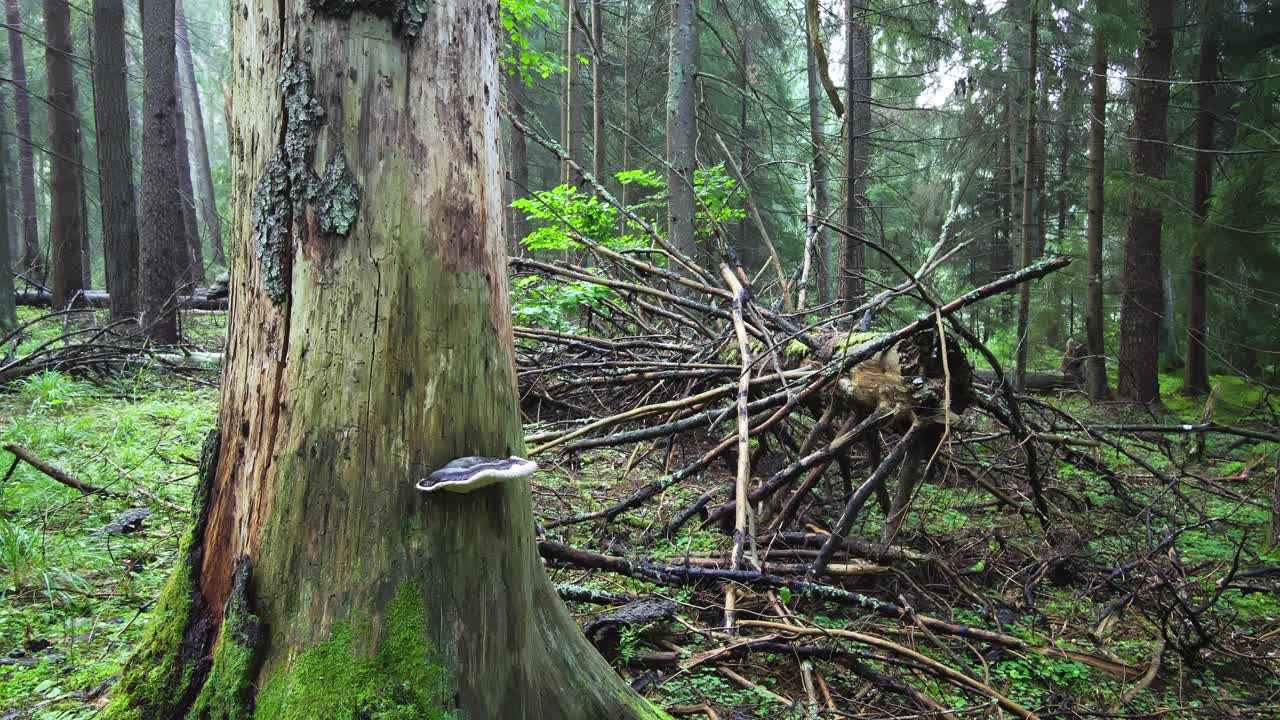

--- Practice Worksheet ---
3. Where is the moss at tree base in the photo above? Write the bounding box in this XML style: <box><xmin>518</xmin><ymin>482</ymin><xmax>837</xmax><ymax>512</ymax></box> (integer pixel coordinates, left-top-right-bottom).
<box><xmin>188</xmin><ymin>558</ymin><xmax>262</xmax><ymax>720</ymax></box>
<box><xmin>252</xmin><ymin>582</ymin><xmax>456</xmax><ymax>720</ymax></box>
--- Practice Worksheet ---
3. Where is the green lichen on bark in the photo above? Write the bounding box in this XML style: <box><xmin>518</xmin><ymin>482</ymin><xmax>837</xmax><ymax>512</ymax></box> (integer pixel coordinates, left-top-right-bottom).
<box><xmin>251</xmin><ymin>50</ymin><xmax>362</xmax><ymax>304</ymax></box>
<box><xmin>251</xmin><ymin>154</ymin><xmax>292</xmax><ymax>305</ymax></box>
<box><xmin>188</xmin><ymin>558</ymin><xmax>263</xmax><ymax>720</ymax></box>
<box><xmin>101</xmin><ymin>431</ymin><xmax>221</xmax><ymax>720</ymax></box>
<box><xmin>311</xmin><ymin>153</ymin><xmax>361</xmax><ymax>236</ymax></box>
<box><xmin>309</xmin><ymin>0</ymin><xmax>429</xmax><ymax>39</ymax></box>
<box><xmin>253</xmin><ymin>582</ymin><xmax>456</xmax><ymax>720</ymax></box>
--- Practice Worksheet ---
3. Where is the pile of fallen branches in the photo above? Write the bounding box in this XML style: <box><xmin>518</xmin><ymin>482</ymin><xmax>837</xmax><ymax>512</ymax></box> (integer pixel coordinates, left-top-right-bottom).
<box><xmin>506</xmin><ymin>120</ymin><xmax>1280</xmax><ymax>717</ymax></box>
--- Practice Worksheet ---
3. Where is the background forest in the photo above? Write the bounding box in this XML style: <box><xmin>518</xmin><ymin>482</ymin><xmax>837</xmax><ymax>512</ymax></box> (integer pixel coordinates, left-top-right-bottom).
<box><xmin>1</xmin><ymin>0</ymin><xmax>1278</xmax><ymax>718</ymax></box>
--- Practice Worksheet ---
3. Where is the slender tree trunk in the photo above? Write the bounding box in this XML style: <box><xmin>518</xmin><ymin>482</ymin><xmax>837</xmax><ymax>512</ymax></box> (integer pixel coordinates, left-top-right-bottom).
<box><xmin>1</xmin><ymin>80</ymin><xmax>16</xmax><ymax>267</ymax></box>
<box><xmin>77</xmin><ymin>20</ymin><xmax>92</xmax><ymax>291</ymax></box>
<box><xmin>1085</xmin><ymin>30</ymin><xmax>1109</xmax><ymax>400</ymax></box>
<box><xmin>1183</xmin><ymin>6</ymin><xmax>1217</xmax><ymax>396</ymax></box>
<box><xmin>666</xmin><ymin>0</ymin><xmax>698</xmax><ymax>261</ymax></box>
<box><xmin>43</xmin><ymin>0</ymin><xmax>86</xmax><ymax>308</ymax></box>
<box><xmin>5</xmin><ymin>0</ymin><xmax>40</xmax><ymax>280</ymax></box>
<box><xmin>1006</xmin><ymin>0</ymin><xmax>1026</xmax><ymax>325</ymax></box>
<box><xmin>506</xmin><ymin>71</ymin><xmax>530</xmax><ymax>249</ymax></box>
<box><xmin>591</xmin><ymin>0</ymin><xmax>605</xmax><ymax>183</ymax></box>
<box><xmin>1014</xmin><ymin>0</ymin><xmax>1038</xmax><ymax>390</ymax></box>
<box><xmin>805</xmin><ymin>42</ymin><xmax>829</xmax><ymax>306</ymax></box>
<box><xmin>1118</xmin><ymin>0</ymin><xmax>1174</xmax><ymax>403</ymax></box>
<box><xmin>563</xmin><ymin>0</ymin><xmax>587</xmax><ymax>188</ymax></box>
<box><xmin>841</xmin><ymin>0</ymin><xmax>870</xmax><ymax>309</ymax></box>
<box><xmin>103</xmin><ymin>2</ymin><xmax>671</xmax><ymax>717</ymax></box>
<box><xmin>620</xmin><ymin>0</ymin><xmax>631</xmax><ymax>208</ymax></box>
<box><xmin>737</xmin><ymin>29</ymin><xmax>747</xmax><ymax>262</ymax></box>
<box><xmin>1046</xmin><ymin>92</ymin><xmax>1069</xmax><ymax>350</ymax></box>
<box><xmin>176</xmin><ymin>0</ymin><xmax>225</xmax><ymax>266</ymax></box>
<box><xmin>93</xmin><ymin>0</ymin><xmax>141</xmax><ymax>322</ymax></box>
<box><xmin>0</xmin><ymin>126</ymin><xmax>14</xmax><ymax>333</ymax></box>
<box><xmin>174</xmin><ymin>69</ymin><xmax>205</xmax><ymax>284</ymax></box>
<box><xmin>995</xmin><ymin>111</ymin><xmax>1012</xmax><ymax>282</ymax></box>
<box><xmin>138</xmin><ymin>0</ymin><xmax>185</xmax><ymax>343</ymax></box>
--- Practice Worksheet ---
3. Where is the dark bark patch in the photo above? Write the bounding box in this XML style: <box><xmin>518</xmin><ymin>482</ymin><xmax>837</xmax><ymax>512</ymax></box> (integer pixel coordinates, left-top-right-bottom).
<box><xmin>310</xmin><ymin>0</ymin><xmax>429</xmax><ymax>39</ymax></box>
<box><xmin>188</xmin><ymin>557</ymin><xmax>264</xmax><ymax>720</ymax></box>
<box><xmin>311</xmin><ymin>153</ymin><xmax>360</xmax><ymax>237</ymax></box>
<box><xmin>251</xmin><ymin>51</ymin><xmax>362</xmax><ymax>303</ymax></box>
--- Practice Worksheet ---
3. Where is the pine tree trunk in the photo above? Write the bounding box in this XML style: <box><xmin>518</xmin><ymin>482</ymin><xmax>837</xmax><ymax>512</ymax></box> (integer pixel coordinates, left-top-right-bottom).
<box><xmin>176</xmin><ymin>0</ymin><xmax>225</xmax><ymax>266</ymax></box>
<box><xmin>1085</xmin><ymin>30</ymin><xmax>1109</xmax><ymax>400</ymax></box>
<box><xmin>591</xmin><ymin>0</ymin><xmax>605</xmax><ymax>183</ymax></box>
<box><xmin>841</xmin><ymin>0</ymin><xmax>870</xmax><ymax>309</ymax></box>
<box><xmin>0</xmin><ymin>124</ymin><xmax>14</xmax><ymax>333</ymax></box>
<box><xmin>563</xmin><ymin>0</ymin><xmax>587</xmax><ymax>188</ymax></box>
<box><xmin>620</xmin><ymin>0</ymin><xmax>631</xmax><ymax>208</ymax></box>
<box><xmin>138</xmin><ymin>0</ymin><xmax>185</xmax><ymax>343</ymax></box>
<box><xmin>1182</xmin><ymin>6</ymin><xmax>1217</xmax><ymax>396</ymax></box>
<box><xmin>174</xmin><ymin>69</ymin><xmax>205</xmax><ymax>285</ymax></box>
<box><xmin>103</xmin><ymin>3</ymin><xmax>673</xmax><ymax>718</ymax></box>
<box><xmin>93</xmin><ymin>0</ymin><xmax>141</xmax><ymax>322</ymax></box>
<box><xmin>1006</xmin><ymin>12</ymin><xmax>1026</xmax><ymax>328</ymax></box>
<box><xmin>506</xmin><ymin>71</ymin><xmax>530</xmax><ymax>250</ymax></box>
<box><xmin>1118</xmin><ymin>0</ymin><xmax>1173</xmax><ymax>403</ymax></box>
<box><xmin>1</xmin><ymin>81</ymin><xmax>15</xmax><ymax>267</ymax></box>
<box><xmin>805</xmin><ymin>41</ymin><xmax>829</xmax><ymax>307</ymax></box>
<box><xmin>1014</xmin><ymin>0</ymin><xmax>1038</xmax><ymax>391</ymax></box>
<box><xmin>43</xmin><ymin>0</ymin><xmax>86</xmax><ymax>308</ymax></box>
<box><xmin>5</xmin><ymin>0</ymin><xmax>40</xmax><ymax>281</ymax></box>
<box><xmin>666</xmin><ymin>0</ymin><xmax>698</xmax><ymax>261</ymax></box>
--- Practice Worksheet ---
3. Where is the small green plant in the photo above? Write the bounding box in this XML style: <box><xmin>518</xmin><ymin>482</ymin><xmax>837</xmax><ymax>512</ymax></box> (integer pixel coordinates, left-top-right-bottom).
<box><xmin>17</xmin><ymin>371</ymin><xmax>88</xmax><ymax>413</ymax></box>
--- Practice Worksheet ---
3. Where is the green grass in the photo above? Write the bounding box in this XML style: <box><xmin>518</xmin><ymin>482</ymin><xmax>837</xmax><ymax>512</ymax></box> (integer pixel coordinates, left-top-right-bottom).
<box><xmin>0</xmin><ymin>368</ymin><xmax>216</xmax><ymax>717</ymax></box>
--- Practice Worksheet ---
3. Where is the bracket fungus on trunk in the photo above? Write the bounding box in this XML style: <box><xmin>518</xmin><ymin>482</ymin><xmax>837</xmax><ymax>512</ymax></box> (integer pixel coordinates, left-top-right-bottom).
<box><xmin>415</xmin><ymin>456</ymin><xmax>539</xmax><ymax>493</ymax></box>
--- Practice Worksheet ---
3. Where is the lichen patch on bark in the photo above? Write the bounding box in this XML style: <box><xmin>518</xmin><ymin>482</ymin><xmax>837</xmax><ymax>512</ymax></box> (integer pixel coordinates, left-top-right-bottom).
<box><xmin>251</xmin><ymin>50</ymin><xmax>362</xmax><ymax>304</ymax></box>
<box><xmin>311</xmin><ymin>153</ymin><xmax>360</xmax><ymax>237</ymax></box>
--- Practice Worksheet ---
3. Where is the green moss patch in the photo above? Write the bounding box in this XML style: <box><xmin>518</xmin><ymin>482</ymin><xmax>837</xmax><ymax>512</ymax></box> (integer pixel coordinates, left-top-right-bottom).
<box><xmin>253</xmin><ymin>582</ymin><xmax>456</xmax><ymax>720</ymax></box>
<box><xmin>98</xmin><ymin>530</ymin><xmax>202</xmax><ymax>720</ymax></box>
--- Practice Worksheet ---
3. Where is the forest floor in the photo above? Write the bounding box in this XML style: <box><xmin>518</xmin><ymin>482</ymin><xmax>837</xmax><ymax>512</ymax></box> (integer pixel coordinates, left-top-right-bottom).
<box><xmin>1</xmin><ymin>306</ymin><xmax>1278</xmax><ymax>719</ymax></box>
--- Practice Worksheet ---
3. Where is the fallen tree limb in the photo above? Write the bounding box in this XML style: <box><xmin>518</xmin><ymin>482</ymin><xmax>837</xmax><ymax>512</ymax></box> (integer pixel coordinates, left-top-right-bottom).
<box><xmin>3</xmin><ymin>444</ymin><xmax>122</xmax><ymax>497</ymax></box>
<box><xmin>15</xmin><ymin>289</ymin><xmax>228</xmax><ymax>311</ymax></box>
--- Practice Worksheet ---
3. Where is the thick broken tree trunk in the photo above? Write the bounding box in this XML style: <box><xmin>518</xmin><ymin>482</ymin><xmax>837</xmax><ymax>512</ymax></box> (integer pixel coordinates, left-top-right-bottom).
<box><xmin>803</xmin><ymin>329</ymin><xmax>974</xmax><ymax>426</ymax></box>
<box><xmin>103</xmin><ymin>3</ymin><xmax>670</xmax><ymax>719</ymax></box>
